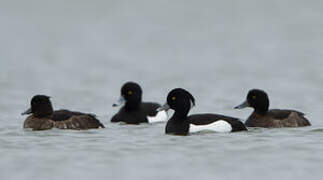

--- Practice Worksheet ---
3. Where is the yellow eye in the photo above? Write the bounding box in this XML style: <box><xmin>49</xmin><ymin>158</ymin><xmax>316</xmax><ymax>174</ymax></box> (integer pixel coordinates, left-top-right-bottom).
<box><xmin>252</xmin><ymin>96</ymin><xmax>256</xmax><ymax>99</ymax></box>
<box><xmin>171</xmin><ymin>96</ymin><xmax>176</xmax><ymax>101</ymax></box>
<box><xmin>128</xmin><ymin>91</ymin><xmax>133</xmax><ymax>95</ymax></box>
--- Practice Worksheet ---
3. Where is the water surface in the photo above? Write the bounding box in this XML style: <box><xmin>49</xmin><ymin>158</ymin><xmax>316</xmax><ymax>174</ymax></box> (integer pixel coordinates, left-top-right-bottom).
<box><xmin>1</xmin><ymin>0</ymin><xmax>323</xmax><ymax>180</ymax></box>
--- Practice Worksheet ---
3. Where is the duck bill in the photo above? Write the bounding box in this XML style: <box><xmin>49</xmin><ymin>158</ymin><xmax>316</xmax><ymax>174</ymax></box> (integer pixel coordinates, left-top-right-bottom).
<box><xmin>112</xmin><ymin>96</ymin><xmax>126</xmax><ymax>107</ymax></box>
<box><xmin>157</xmin><ymin>103</ymin><xmax>170</xmax><ymax>112</ymax></box>
<box><xmin>234</xmin><ymin>100</ymin><xmax>250</xmax><ymax>109</ymax></box>
<box><xmin>21</xmin><ymin>108</ymin><xmax>32</xmax><ymax>115</ymax></box>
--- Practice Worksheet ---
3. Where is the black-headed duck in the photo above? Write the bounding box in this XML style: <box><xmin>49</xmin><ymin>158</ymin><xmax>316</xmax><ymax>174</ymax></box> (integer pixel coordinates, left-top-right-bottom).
<box><xmin>235</xmin><ymin>89</ymin><xmax>311</xmax><ymax>128</ymax></box>
<box><xmin>158</xmin><ymin>88</ymin><xmax>247</xmax><ymax>136</ymax></box>
<box><xmin>111</xmin><ymin>82</ymin><xmax>167</xmax><ymax>124</ymax></box>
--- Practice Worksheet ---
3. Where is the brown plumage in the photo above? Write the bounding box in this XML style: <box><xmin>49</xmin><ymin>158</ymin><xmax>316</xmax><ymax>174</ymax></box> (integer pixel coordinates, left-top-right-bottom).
<box><xmin>245</xmin><ymin>109</ymin><xmax>311</xmax><ymax>127</ymax></box>
<box><xmin>22</xmin><ymin>95</ymin><xmax>105</xmax><ymax>131</ymax></box>
<box><xmin>23</xmin><ymin>116</ymin><xmax>55</xmax><ymax>130</ymax></box>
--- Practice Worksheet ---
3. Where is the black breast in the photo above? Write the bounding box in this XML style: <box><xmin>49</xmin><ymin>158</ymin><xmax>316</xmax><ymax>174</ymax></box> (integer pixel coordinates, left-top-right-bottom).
<box><xmin>165</xmin><ymin>119</ymin><xmax>190</xmax><ymax>135</ymax></box>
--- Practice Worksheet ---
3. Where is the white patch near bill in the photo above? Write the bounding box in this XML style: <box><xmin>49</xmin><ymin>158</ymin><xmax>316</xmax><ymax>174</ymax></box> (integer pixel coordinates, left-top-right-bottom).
<box><xmin>147</xmin><ymin>110</ymin><xmax>168</xmax><ymax>123</ymax></box>
<box><xmin>189</xmin><ymin>120</ymin><xmax>232</xmax><ymax>133</ymax></box>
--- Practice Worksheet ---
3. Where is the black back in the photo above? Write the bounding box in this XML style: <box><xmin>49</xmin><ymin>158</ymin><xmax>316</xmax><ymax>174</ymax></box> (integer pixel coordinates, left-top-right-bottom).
<box><xmin>142</xmin><ymin>103</ymin><xmax>160</xmax><ymax>117</ymax></box>
<box><xmin>52</xmin><ymin>109</ymin><xmax>95</xmax><ymax>121</ymax></box>
<box><xmin>111</xmin><ymin>102</ymin><xmax>160</xmax><ymax>124</ymax></box>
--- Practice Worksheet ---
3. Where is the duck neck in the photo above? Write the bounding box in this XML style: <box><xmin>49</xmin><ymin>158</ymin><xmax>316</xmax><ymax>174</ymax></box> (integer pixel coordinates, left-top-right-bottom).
<box><xmin>125</xmin><ymin>100</ymin><xmax>141</xmax><ymax>111</ymax></box>
<box><xmin>34</xmin><ymin>106</ymin><xmax>54</xmax><ymax>118</ymax></box>
<box><xmin>172</xmin><ymin>110</ymin><xmax>189</xmax><ymax>122</ymax></box>
<box><xmin>254</xmin><ymin>106</ymin><xmax>268</xmax><ymax>115</ymax></box>
<box><xmin>253</xmin><ymin>97</ymin><xmax>269</xmax><ymax>115</ymax></box>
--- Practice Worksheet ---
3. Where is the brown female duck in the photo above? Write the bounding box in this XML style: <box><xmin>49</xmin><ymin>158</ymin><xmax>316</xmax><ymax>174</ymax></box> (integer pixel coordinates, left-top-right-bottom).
<box><xmin>235</xmin><ymin>89</ymin><xmax>311</xmax><ymax>128</ymax></box>
<box><xmin>22</xmin><ymin>95</ymin><xmax>105</xmax><ymax>130</ymax></box>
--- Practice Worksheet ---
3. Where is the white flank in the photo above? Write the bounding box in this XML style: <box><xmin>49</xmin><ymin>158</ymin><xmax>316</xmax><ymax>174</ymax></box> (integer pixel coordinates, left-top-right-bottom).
<box><xmin>189</xmin><ymin>120</ymin><xmax>232</xmax><ymax>133</ymax></box>
<box><xmin>147</xmin><ymin>110</ymin><xmax>168</xmax><ymax>123</ymax></box>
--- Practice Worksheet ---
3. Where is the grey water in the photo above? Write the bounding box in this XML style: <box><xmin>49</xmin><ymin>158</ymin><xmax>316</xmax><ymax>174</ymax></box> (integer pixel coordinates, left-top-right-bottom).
<box><xmin>1</xmin><ymin>0</ymin><xmax>323</xmax><ymax>179</ymax></box>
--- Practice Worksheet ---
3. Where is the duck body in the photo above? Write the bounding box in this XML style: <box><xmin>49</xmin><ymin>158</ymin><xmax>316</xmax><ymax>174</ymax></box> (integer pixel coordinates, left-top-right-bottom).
<box><xmin>165</xmin><ymin>114</ymin><xmax>247</xmax><ymax>136</ymax></box>
<box><xmin>24</xmin><ymin>110</ymin><xmax>104</xmax><ymax>130</ymax></box>
<box><xmin>245</xmin><ymin>109</ymin><xmax>311</xmax><ymax>127</ymax></box>
<box><xmin>111</xmin><ymin>102</ymin><xmax>161</xmax><ymax>124</ymax></box>
<box><xmin>23</xmin><ymin>116</ymin><xmax>55</xmax><ymax>130</ymax></box>
<box><xmin>188</xmin><ymin>114</ymin><xmax>248</xmax><ymax>132</ymax></box>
